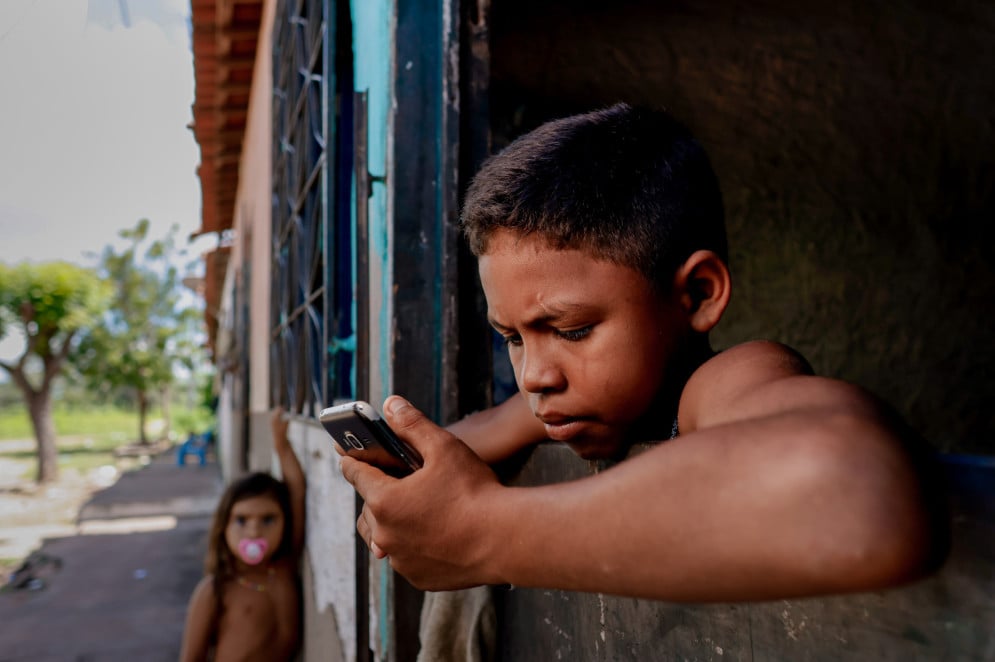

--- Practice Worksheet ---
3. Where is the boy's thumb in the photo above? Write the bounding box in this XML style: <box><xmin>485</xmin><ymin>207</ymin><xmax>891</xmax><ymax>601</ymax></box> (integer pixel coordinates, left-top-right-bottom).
<box><xmin>383</xmin><ymin>395</ymin><xmax>450</xmax><ymax>457</ymax></box>
<box><xmin>383</xmin><ymin>395</ymin><xmax>420</xmax><ymax>429</ymax></box>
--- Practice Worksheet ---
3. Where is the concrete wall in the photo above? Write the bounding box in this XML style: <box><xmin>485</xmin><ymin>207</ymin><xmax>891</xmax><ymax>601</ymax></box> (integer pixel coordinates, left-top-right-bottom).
<box><xmin>497</xmin><ymin>445</ymin><xmax>994</xmax><ymax>661</ymax></box>
<box><xmin>287</xmin><ymin>417</ymin><xmax>354</xmax><ymax>662</ymax></box>
<box><xmin>489</xmin><ymin>0</ymin><xmax>995</xmax><ymax>455</ymax></box>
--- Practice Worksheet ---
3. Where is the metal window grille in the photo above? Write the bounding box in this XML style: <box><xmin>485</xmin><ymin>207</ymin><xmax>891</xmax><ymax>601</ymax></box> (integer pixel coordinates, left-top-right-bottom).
<box><xmin>270</xmin><ymin>0</ymin><xmax>328</xmax><ymax>415</ymax></box>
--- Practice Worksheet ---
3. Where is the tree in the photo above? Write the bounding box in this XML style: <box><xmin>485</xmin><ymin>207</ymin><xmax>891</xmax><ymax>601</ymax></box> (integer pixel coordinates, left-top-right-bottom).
<box><xmin>74</xmin><ymin>219</ymin><xmax>201</xmax><ymax>444</ymax></box>
<box><xmin>0</xmin><ymin>262</ymin><xmax>110</xmax><ymax>482</ymax></box>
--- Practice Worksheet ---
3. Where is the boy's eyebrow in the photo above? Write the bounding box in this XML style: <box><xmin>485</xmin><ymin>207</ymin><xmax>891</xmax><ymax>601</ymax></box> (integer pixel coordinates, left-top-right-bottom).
<box><xmin>488</xmin><ymin>302</ymin><xmax>588</xmax><ymax>331</ymax></box>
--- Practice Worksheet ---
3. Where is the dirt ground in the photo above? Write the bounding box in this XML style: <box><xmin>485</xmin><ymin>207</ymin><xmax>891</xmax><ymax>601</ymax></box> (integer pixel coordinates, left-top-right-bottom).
<box><xmin>0</xmin><ymin>438</ymin><xmax>151</xmax><ymax>582</ymax></box>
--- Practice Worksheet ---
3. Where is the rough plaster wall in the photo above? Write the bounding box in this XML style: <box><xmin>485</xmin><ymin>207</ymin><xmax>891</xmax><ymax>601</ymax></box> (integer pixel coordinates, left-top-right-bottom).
<box><xmin>286</xmin><ymin>419</ymin><xmax>355</xmax><ymax>661</ymax></box>
<box><xmin>498</xmin><ymin>444</ymin><xmax>994</xmax><ymax>660</ymax></box>
<box><xmin>490</xmin><ymin>0</ymin><xmax>995</xmax><ymax>453</ymax></box>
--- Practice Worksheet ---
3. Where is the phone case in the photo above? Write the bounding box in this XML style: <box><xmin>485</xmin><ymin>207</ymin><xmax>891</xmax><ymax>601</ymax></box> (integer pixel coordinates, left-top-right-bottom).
<box><xmin>318</xmin><ymin>401</ymin><xmax>423</xmax><ymax>475</ymax></box>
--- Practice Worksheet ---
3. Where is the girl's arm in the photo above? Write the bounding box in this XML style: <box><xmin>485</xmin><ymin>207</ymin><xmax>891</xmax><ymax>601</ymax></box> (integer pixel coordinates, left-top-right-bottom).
<box><xmin>271</xmin><ymin>408</ymin><xmax>306</xmax><ymax>556</ymax></box>
<box><xmin>179</xmin><ymin>577</ymin><xmax>214</xmax><ymax>662</ymax></box>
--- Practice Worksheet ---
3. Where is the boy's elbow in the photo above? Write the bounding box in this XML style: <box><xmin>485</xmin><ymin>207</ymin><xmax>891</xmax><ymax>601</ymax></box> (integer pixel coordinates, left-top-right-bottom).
<box><xmin>821</xmin><ymin>437</ymin><xmax>950</xmax><ymax>592</ymax></box>
<box><xmin>888</xmin><ymin>470</ymin><xmax>951</xmax><ymax>585</ymax></box>
<box><xmin>851</xmin><ymin>498</ymin><xmax>948</xmax><ymax>591</ymax></box>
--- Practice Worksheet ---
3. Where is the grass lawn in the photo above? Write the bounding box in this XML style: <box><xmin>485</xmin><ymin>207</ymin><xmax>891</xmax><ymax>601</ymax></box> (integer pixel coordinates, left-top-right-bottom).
<box><xmin>0</xmin><ymin>406</ymin><xmax>141</xmax><ymax>442</ymax></box>
<box><xmin>0</xmin><ymin>405</ymin><xmax>211</xmax><ymax>481</ymax></box>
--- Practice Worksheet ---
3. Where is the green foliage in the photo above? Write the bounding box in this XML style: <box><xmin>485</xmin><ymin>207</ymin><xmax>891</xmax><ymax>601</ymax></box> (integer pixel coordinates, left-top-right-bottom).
<box><xmin>72</xmin><ymin>219</ymin><xmax>208</xmax><ymax>415</ymax></box>
<box><xmin>0</xmin><ymin>262</ymin><xmax>109</xmax><ymax>367</ymax></box>
<box><xmin>0</xmin><ymin>261</ymin><xmax>112</xmax><ymax>480</ymax></box>
<box><xmin>172</xmin><ymin>406</ymin><xmax>215</xmax><ymax>437</ymax></box>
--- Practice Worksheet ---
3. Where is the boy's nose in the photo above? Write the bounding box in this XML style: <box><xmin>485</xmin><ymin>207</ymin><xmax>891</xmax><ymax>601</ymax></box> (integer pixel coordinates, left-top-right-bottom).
<box><xmin>517</xmin><ymin>347</ymin><xmax>566</xmax><ymax>394</ymax></box>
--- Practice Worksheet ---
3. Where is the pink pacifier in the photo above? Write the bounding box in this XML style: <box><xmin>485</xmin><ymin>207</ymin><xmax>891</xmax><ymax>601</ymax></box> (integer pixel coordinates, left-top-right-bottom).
<box><xmin>237</xmin><ymin>538</ymin><xmax>269</xmax><ymax>565</ymax></box>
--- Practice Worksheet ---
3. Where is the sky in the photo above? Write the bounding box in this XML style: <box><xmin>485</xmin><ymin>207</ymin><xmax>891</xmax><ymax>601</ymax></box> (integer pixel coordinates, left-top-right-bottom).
<box><xmin>0</xmin><ymin>0</ymin><xmax>213</xmax><ymax>361</ymax></box>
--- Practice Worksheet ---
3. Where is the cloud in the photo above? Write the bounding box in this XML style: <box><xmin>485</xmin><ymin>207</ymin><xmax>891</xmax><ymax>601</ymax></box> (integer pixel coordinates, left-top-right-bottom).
<box><xmin>0</xmin><ymin>0</ymin><xmax>200</xmax><ymax>267</ymax></box>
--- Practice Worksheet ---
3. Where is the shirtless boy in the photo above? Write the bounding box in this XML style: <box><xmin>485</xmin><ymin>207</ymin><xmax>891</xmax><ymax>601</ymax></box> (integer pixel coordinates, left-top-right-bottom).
<box><xmin>342</xmin><ymin>103</ymin><xmax>945</xmax><ymax>601</ymax></box>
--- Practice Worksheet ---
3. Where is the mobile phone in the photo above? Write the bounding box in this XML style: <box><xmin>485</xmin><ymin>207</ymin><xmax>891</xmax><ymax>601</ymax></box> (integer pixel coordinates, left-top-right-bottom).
<box><xmin>318</xmin><ymin>401</ymin><xmax>423</xmax><ymax>476</ymax></box>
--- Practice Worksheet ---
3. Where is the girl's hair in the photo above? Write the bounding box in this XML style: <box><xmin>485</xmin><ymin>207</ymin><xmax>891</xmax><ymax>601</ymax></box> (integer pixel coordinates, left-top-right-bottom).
<box><xmin>204</xmin><ymin>472</ymin><xmax>293</xmax><ymax>637</ymax></box>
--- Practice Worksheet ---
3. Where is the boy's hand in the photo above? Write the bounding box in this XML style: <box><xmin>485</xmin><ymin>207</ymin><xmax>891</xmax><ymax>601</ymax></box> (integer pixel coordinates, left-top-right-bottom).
<box><xmin>340</xmin><ymin>396</ymin><xmax>506</xmax><ymax>590</ymax></box>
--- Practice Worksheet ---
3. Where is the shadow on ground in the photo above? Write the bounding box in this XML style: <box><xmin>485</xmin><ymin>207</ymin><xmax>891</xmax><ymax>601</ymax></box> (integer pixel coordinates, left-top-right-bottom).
<box><xmin>0</xmin><ymin>454</ymin><xmax>221</xmax><ymax>661</ymax></box>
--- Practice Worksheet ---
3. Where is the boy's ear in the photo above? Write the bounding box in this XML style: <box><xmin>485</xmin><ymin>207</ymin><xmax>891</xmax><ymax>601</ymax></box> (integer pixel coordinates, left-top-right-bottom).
<box><xmin>672</xmin><ymin>250</ymin><xmax>731</xmax><ymax>333</ymax></box>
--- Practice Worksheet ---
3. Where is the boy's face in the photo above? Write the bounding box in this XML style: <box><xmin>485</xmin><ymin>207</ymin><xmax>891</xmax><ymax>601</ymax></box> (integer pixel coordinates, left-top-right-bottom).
<box><xmin>479</xmin><ymin>230</ymin><xmax>688</xmax><ymax>459</ymax></box>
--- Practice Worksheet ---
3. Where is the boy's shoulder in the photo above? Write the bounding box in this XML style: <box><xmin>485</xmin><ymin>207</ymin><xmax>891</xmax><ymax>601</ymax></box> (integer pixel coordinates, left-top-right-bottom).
<box><xmin>679</xmin><ymin>340</ymin><xmax>818</xmax><ymax>431</ymax></box>
<box><xmin>699</xmin><ymin>339</ymin><xmax>814</xmax><ymax>382</ymax></box>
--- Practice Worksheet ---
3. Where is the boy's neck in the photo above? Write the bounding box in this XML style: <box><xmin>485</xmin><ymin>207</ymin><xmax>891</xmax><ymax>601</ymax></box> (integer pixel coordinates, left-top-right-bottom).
<box><xmin>629</xmin><ymin>335</ymin><xmax>714</xmax><ymax>444</ymax></box>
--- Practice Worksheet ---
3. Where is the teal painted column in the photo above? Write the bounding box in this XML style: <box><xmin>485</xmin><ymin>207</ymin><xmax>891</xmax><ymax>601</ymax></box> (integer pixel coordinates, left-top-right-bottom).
<box><xmin>350</xmin><ymin>1</ymin><xmax>395</xmax><ymax>659</ymax></box>
<box><xmin>351</xmin><ymin>0</ymin><xmax>393</xmax><ymax>406</ymax></box>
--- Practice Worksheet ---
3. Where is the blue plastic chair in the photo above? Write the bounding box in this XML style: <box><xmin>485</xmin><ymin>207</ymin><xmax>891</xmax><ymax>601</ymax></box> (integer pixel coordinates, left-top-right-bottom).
<box><xmin>176</xmin><ymin>430</ymin><xmax>213</xmax><ymax>466</ymax></box>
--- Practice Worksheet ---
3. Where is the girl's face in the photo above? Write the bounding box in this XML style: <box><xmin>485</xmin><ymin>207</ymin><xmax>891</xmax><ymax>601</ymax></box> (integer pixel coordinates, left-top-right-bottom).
<box><xmin>224</xmin><ymin>494</ymin><xmax>285</xmax><ymax>567</ymax></box>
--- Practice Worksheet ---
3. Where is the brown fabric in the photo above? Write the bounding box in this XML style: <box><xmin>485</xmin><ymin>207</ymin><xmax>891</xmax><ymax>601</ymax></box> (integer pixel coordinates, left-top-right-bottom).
<box><xmin>417</xmin><ymin>587</ymin><xmax>496</xmax><ymax>662</ymax></box>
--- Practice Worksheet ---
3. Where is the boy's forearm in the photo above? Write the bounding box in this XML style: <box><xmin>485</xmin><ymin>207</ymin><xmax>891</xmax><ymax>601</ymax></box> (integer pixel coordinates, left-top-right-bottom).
<box><xmin>475</xmin><ymin>410</ymin><xmax>936</xmax><ymax>601</ymax></box>
<box><xmin>350</xmin><ymin>387</ymin><xmax>940</xmax><ymax>601</ymax></box>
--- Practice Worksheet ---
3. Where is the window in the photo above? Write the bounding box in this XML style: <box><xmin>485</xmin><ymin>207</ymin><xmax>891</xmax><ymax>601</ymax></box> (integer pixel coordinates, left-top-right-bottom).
<box><xmin>269</xmin><ymin>0</ymin><xmax>329</xmax><ymax>415</ymax></box>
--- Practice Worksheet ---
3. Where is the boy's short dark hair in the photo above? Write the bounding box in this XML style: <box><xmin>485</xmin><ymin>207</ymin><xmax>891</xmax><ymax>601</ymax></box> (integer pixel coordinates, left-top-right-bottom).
<box><xmin>460</xmin><ymin>103</ymin><xmax>727</xmax><ymax>291</ymax></box>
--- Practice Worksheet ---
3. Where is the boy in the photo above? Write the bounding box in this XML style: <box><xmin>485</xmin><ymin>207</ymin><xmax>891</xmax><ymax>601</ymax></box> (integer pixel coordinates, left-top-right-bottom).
<box><xmin>340</xmin><ymin>103</ymin><xmax>945</xmax><ymax>601</ymax></box>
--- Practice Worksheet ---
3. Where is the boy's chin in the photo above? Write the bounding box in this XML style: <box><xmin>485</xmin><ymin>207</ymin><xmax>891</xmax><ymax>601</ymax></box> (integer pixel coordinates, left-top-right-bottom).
<box><xmin>565</xmin><ymin>436</ymin><xmax>629</xmax><ymax>461</ymax></box>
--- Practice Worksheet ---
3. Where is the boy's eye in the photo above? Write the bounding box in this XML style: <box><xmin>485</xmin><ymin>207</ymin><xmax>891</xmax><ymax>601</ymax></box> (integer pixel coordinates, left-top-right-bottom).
<box><xmin>235</xmin><ymin>516</ymin><xmax>247</xmax><ymax>526</ymax></box>
<box><xmin>557</xmin><ymin>326</ymin><xmax>593</xmax><ymax>342</ymax></box>
<box><xmin>502</xmin><ymin>334</ymin><xmax>523</xmax><ymax>347</ymax></box>
<box><xmin>263</xmin><ymin>515</ymin><xmax>277</xmax><ymax>526</ymax></box>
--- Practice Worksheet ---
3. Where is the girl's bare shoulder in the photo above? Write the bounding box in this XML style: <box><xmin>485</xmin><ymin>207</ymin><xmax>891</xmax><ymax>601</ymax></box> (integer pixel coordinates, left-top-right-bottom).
<box><xmin>192</xmin><ymin>574</ymin><xmax>216</xmax><ymax>597</ymax></box>
<box><xmin>186</xmin><ymin>574</ymin><xmax>218</xmax><ymax>616</ymax></box>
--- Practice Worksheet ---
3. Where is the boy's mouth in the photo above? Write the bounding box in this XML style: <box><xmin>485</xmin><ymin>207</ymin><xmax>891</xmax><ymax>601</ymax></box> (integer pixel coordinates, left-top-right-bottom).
<box><xmin>537</xmin><ymin>411</ymin><xmax>628</xmax><ymax>459</ymax></box>
<box><xmin>537</xmin><ymin>413</ymin><xmax>588</xmax><ymax>442</ymax></box>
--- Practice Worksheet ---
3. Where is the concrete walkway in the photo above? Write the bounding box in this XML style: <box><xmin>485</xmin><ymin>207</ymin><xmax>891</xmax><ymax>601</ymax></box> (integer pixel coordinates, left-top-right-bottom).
<box><xmin>0</xmin><ymin>452</ymin><xmax>223</xmax><ymax>661</ymax></box>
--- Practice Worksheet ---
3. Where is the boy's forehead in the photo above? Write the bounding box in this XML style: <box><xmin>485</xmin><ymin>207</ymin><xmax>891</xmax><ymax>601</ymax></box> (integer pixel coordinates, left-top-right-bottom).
<box><xmin>479</xmin><ymin>230</ymin><xmax>661</xmax><ymax>320</ymax></box>
<box><xmin>478</xmin><ymin>229</ymin><xmax>652</xmax><ymax>282</ymax></box>
<box><xmin>479</xmin><ymin>231</ymin><xmax>592</xmax><ymax>289</ymax></box>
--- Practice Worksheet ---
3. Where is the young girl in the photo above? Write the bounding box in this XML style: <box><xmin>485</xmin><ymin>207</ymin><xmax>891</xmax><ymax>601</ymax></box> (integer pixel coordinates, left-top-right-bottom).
<box><xmin>180</xmin><ymin>409</ymin><xmax>306</xmax><ymax>662</ymax></box>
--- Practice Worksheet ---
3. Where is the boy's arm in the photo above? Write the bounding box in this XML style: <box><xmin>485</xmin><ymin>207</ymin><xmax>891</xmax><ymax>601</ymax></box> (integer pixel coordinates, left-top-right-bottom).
<box><xmin>342</xmin><ymin>344</ymin><xmax>944</xmax><ymax>601</ymax></box>
<box><xmin>271</xmin><ymin>408</ymin><xmax>306</xmax><ymax>555</ymax></box>
<box><xmin>446</xmin><ymin>392</ymin><xmax>548</xmax><ymax>464</ymax></box>
<box><xmin>179</xmin><ymin>577</ymin><xmax>214</xmax><ymax>662</ymax></box>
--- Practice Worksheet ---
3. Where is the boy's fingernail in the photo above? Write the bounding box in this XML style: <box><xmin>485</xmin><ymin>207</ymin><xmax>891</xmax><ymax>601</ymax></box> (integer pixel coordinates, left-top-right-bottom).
<box><xmin>384</xmin><ymin>396</ymin><xmax>410</xmax><ymax>415</ymax></box>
